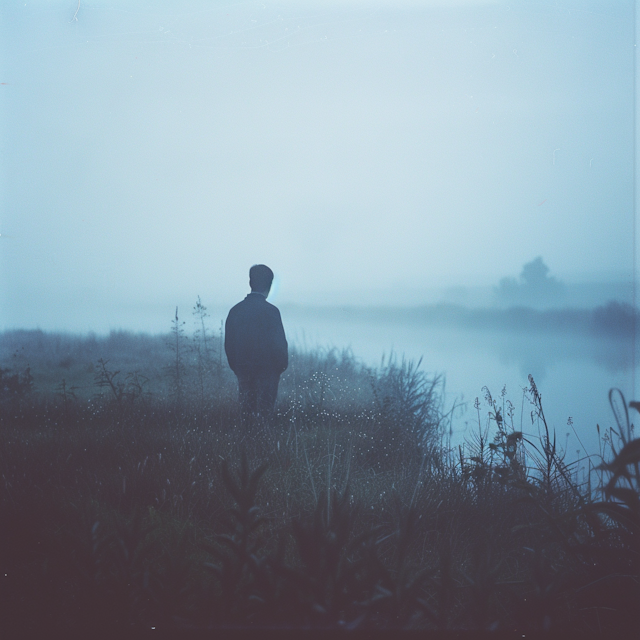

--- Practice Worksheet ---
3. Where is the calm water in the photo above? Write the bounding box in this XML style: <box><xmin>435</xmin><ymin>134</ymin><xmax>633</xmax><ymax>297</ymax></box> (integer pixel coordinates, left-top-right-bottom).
<box><xmin>282</xmin><ymin>308</ymin><xmax>637</xmax><ymax>468</ymax></box>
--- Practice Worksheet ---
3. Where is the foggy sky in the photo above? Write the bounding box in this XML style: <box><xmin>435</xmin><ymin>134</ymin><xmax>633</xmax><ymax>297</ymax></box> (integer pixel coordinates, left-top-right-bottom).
<box><xmin>0</xmin><ymin>0</ymin><xmax>636</xmax><ymax>332</ymax></box>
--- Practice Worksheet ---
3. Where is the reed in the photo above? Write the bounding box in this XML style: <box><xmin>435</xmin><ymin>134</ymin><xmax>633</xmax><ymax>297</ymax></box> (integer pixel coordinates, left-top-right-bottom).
<box><xmin>0</xmin><ymin>318</ymin><xmax>638</xmax><ymax>632</ymax></box>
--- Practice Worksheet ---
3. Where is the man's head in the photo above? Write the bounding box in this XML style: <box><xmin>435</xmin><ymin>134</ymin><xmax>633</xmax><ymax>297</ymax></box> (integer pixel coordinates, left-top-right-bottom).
<box><xmin>249</xmin><ymin>264</ymin><xmax>274</xmax><ymax>295</ymax></box>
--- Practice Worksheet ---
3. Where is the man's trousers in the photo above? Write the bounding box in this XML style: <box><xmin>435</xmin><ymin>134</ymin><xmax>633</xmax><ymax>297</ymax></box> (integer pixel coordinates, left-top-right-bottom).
<box><xmin>236</xmin><ymin>372</ymin><xmax>280</xmax><ymax>422</ymax></box>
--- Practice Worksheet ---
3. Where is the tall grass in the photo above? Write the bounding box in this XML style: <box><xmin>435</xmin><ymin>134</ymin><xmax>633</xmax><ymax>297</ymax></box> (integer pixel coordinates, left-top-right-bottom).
<box><xmin>0</xmin><ymin>321</ymin><xmax>638</xmax><ymax>633</ymax></box>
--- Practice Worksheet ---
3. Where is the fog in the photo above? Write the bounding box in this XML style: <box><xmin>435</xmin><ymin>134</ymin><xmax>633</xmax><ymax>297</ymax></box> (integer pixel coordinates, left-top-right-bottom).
<box><xmin>0</xmin><ymin>0</ymin><xmax>636</xmax><ymax>332</ymax></box>
<box><xmin>1</xmin><ymin>0</ymin><xmax>637</xmax><ymax>451</ymax></box>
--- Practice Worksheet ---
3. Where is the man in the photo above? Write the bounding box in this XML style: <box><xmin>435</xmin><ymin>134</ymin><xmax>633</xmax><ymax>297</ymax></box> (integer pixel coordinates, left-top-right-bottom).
<box><xmin>224</xmin><ymin>264</ymin><xmax>288</xmax><ymax>421</ymax></box>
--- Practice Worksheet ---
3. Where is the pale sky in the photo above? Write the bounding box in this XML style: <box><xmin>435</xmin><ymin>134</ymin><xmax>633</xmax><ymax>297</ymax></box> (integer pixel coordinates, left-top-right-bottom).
<box><xmin>0</xmin><ymin>0</ymin><xmax>636</xmax><ymax>331</ymax></box>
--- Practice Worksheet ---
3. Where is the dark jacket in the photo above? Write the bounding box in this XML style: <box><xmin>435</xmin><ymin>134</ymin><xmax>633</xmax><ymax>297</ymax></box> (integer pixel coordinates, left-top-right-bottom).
<box><xmin>224</xmin><ymin>293</ymin><xmax>288</xmax><ymax>377</ymax></box>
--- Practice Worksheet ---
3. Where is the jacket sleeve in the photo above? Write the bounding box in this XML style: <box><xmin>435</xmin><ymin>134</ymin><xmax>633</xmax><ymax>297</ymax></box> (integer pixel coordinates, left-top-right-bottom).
<box><xmin>271</xmin><ymin>308</ymin><xmax>288</xmax><ymax>374</ymax></box>
<box><xmin>224</xmin><ymin>312</ymin><xmax>238</xmax><ymax>373</ymax></box>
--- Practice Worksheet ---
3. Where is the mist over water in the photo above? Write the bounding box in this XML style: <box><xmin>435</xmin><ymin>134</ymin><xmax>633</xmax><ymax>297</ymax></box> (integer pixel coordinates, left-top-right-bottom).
<box><xmin>283</xmin><ymin>307</ymin><xmax>636</xmax><ymax>463</ymax></box>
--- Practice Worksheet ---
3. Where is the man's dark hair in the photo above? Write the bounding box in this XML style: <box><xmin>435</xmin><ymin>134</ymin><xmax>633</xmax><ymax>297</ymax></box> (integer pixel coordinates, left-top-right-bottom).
<box><xmin>249</xmin><ymin>264</ymin><xmax>274</xmax><ymax>292</ymax></box>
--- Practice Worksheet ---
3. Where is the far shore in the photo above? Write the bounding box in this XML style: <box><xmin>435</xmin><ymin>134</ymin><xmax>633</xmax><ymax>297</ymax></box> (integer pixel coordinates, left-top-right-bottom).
<box><xmin>281</xmin><ymin>300</ymin><xmax>638</xmax><ymax>339</ymax></box>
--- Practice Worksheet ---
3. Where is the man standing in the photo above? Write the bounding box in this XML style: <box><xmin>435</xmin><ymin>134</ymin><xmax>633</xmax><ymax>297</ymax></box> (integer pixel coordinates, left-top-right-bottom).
<box><xmin>224</xmin><ymin>265</ymin><xmax>288</xmax><ymax>422</ymax></box>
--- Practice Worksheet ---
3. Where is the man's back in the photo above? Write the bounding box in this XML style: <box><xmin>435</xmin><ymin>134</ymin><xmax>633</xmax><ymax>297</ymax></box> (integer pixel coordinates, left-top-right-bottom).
<box><xmin>224</xmin><ymin>292</ymin><xmax>288</xmax><ymax>377</ymax></box>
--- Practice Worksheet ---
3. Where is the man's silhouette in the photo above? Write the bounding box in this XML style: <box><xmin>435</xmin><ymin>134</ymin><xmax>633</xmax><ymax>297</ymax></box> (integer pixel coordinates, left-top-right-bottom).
<box><xmin>224</xmin><ymin>265</ymin><xmax>288</xmax><ymax>422</ymax></box>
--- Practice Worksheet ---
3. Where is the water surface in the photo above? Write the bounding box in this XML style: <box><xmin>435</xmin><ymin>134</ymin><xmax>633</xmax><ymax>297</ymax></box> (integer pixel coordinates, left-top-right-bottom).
<box><xmin>283</xmin><ymin>307</ymin><xmax>637</xmax><ymax>467</ymax></box>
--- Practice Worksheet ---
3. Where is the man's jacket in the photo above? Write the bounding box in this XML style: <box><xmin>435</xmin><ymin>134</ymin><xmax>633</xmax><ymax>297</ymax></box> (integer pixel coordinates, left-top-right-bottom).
<box><xmin>224</xmin><ymin>293</ymin><xmax>288</xmax><ymax>377</ymax></box>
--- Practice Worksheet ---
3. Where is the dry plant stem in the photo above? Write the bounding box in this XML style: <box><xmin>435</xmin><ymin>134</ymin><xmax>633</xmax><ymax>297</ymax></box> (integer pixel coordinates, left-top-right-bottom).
<box><xmin>303</xmin><ymin>440</ymin><xmax>317</xmax><ymax>505</ymax></box>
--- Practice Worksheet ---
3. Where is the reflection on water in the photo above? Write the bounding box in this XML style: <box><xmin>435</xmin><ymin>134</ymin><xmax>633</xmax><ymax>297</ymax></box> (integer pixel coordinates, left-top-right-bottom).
<box><xmin>283</xmin><ymin>308</ymin><xmax>637</xmax><ymax>465</ymax></box>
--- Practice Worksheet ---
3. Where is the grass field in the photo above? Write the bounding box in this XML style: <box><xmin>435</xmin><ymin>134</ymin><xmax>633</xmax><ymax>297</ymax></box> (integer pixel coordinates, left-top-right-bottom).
<box><xmin>0</xmin><ymin>325</ymin><xmax>638</xmax><ymax>633</ymax></box>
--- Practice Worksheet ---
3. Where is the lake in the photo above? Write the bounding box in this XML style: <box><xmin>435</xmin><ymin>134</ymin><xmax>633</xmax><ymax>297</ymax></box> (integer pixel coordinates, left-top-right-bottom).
<box><xmin>281</xmin><ymin>306</ymin><xmax>637</xmax><ymax>470</ymax></box>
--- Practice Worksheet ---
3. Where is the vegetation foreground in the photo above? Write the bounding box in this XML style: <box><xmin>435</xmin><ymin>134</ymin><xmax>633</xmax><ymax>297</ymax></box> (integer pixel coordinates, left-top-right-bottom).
<box><xmin>0</xmin><ymin>320</ymin><xmax>639</xmax><ymax>634</ymax></box>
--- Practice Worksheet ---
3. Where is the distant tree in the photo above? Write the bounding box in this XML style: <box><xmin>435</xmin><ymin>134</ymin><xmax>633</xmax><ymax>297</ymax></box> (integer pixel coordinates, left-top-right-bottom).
<box><xmin>496</xmin><ymin>257</ymin><xmax>565</xmax><ymax>307</ymax></box>
<box><xmin>521</xmin><ymin>256</ymin><xmax>550</xmax><ymax>286</ymax></box>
